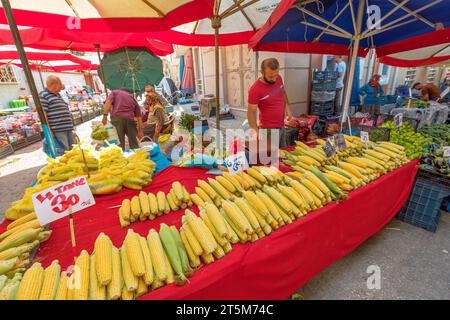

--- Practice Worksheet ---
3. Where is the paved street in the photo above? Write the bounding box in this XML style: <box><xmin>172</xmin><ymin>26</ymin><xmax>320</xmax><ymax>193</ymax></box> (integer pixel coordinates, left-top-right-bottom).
<box><xmin>0</xmin><ymin>114</ymin><xmax>449</xmax><ymax>299</ymax></box>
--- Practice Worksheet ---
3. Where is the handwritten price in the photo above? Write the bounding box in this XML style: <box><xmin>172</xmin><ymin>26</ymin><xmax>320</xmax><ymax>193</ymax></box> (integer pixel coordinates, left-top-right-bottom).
<box><xmin>226</xmin><ymin>159</ymin><xmax>242</xmax><ymax>172</ymax></box>
<box><xmin>51</xmin><ymin>194</ymin><xmax>80</xmax><ymax>214</ymax></box>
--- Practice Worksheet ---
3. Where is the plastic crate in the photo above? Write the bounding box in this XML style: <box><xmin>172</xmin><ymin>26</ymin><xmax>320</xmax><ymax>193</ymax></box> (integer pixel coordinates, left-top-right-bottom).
<box><xmin>313</xmin><ymin>71</ymin><xmax>337</xmax><ymax>81</ymax></box>
<box><xmin>397</xmin><ymin>169</ymin><xmax>450</xmax><ymax>232</ymax></box>
<box><xmin>357</xmin><ymin>125</ymin><xmax>391</xmax><ymax>142</ymax></box>
<box><xmin>11</xmin><ymin>137</ymin><xmax>28</xmax><ymax>150</ymax></box>
<box><xmin>311</xmin><ymin>90</ymin><xmax>336</xmax><ymax>102</ymax></box>
<box><xmin>311</xmin><ymin>101</ymin><xmax>334</xmax><ymax>117</ymax></box>
<box><xmin>379</xmin><ymin>103</ymin><xmax>396</xmax><ymax>115</ymax></box>
<box><xmin>312</xmin><ymin>81</ymin><xmax>336</xmax><ymax>91</ymax></box>
<box><xmin>25</xmin><ymin>133</ymin><xmax>42</xmax><ymax>145</ymax></box>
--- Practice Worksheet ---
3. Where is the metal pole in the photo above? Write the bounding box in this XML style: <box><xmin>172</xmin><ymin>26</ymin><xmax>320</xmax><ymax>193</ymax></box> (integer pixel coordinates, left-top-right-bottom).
<box><xmin>94</xmin><ymin>44</ymin><xmax>108</xmax><ymax>98</ymax></box>
<box><xmin>214</xmin><ymin>24</ymin><xmax>220</xmax><ymax>132</ymax></box>
<box><xmin>1</xmin><ymin>0</ymin><xmax>46</xmax><ymax>125</ymax></box>
<box><xmin>341</xmin><ymin>0</ymin><xmax>365</xmax><ymax>127</ymax></box>
<box><xmin>254</xmin><ymin>51</ymin><xmax>259</xmax><ymax>81</ymax></box>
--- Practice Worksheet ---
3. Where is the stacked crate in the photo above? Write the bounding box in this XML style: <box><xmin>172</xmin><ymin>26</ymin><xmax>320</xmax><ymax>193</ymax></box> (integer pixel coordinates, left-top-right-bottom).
<box><xmin>310</xmin><ymin>71</ymin><xmax>337</xmax><ymax>117</ymax></box>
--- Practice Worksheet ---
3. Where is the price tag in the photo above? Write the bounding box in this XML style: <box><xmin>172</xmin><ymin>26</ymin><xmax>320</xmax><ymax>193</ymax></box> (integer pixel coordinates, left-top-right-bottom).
<box><xmin>394</xmin><ymin>113</ymin><xmax>403</xmax><ymax>127</ymax></box>
<box><xmin>360</xmin><ymin>131</ymin><xmax>370</xmax><ymax>144</ymax></box>
<box><xmin>224</xmin><ymin>151</ymin><xmax>249</xmax><ymax>175</ymax></box>
<box><xmin>32</xmin><ymin>176</ymin><xmax>95</xmax><ymax>226</ymax></box>
<box><xmin>443</xmin><ymin>146</ymin><xmax>450</xmax><ymax>158</ymax></box>
<box><xmin>334</xmin><ymin>134</ymin><xmax>347</xmax><ymax>151</ymax></box>
<box><xmin>322</xmin><ymin>139</ymin><xmax>336</xmax><ymax>157</ymax></box>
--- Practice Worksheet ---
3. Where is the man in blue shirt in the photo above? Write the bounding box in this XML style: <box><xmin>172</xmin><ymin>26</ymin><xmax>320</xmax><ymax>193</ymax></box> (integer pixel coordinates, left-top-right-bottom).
<box><xmin>334</xmin><ymin>55</ymin><xmax>346</xmax><ymax>115</ymax></box>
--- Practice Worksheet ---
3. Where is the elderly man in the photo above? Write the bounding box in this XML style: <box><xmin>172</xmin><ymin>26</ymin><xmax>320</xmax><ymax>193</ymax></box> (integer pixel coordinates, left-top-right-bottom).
<box><xmin>39</xmin><ymin>76</ymin><xmax>74</xmax><ymax>151</ymax></box>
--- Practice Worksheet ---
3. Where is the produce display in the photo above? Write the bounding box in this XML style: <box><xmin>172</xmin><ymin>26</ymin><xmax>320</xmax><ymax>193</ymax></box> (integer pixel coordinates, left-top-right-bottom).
<box><xmin>420</xmin><ymin>146</ymin><xmax>450</xmax><ymax>175</ymax></box>
<box><xmin>90</xmin><ymin>124</ymin><xmax>109</xmax><ymax>141</ymax></box>
<box><xmin>5</xmin><ymin>146</ymin><xmax>156</xmax><ymax>221</ymax></box>
<box><xmin>418</xmin><ymin>124</ymin><xmax>450</xmax><ymax>146</ymax></box>
<box><xmin>380</xmin><ymin>121</ymin><xmax>433</xmax><ymax>159</ymax></box>
<box><xmin>118</xmin><ymin>182</ymin><xmax>194</xmax><ymax>227</ymax></box>
<box><xmin>0</xmin><ymin>211</ymin><xmax>53</xmax><ymax>297</ymax></box>
<box><xmin>410</xmin><ymin>99</ymin><xmax>429</xmax><ymax>109</ymax></box>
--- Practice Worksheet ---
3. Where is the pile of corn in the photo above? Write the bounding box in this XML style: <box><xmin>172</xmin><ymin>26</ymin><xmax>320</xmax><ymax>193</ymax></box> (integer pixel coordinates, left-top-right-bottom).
<box><xmin>118</xmin><ymin>182</ymin><xmax>194</xmax><ymax>227</ymax></box>
<box><xmin>0</xmin><ymin>212</ymin><xmax>52</xmax><ymax>299</ymax></box>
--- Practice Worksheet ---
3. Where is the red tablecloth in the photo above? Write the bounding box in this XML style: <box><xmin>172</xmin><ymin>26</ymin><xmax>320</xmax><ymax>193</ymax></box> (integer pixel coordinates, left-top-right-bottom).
<box><xmin>0</xmin><ymin>161</ymin><xmax>419</xmax><ymax>299</ymax></box>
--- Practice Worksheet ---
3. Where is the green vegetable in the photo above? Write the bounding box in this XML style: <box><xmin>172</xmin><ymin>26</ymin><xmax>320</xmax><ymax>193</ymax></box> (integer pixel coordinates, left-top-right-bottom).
<box><xmin>91</xmin><ymin>124</ymin><xmax>109</xmax><ymax>141</ymax></box>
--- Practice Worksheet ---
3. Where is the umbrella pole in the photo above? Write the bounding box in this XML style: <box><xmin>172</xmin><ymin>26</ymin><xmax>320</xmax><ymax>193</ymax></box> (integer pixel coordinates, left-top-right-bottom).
<box><xmin>94</xmin><ymin>44</ymin><xmax>108</xmax><ymax>98</ymax></box>
<box><xmin>1</xmin><ymin>0</ymin><xmax>57</xmax><ymax>158</ymax></box>
<box><xmin>212</xmin><ymin>16</ymin><xmax>222</xmax><ymax>155</ymax></box>
<box><xmin>341</xmin><ymin>0</ymin><xmax>365</xmax><ymax>128</ymax></box>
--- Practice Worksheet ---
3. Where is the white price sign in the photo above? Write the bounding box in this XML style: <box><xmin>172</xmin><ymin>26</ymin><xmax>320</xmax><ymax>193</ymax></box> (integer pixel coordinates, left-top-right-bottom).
<box><xmin>360</xmin><ymin>131</ymin><xmax>369</xmax><ymax>144</ymax></box>
<box><xmin>224</xmin><ymin>152</ymin><xmax>249</xmax><ymax>175</ymax></box>
<box><xmin>443</xmin><ymin>146</ymin><xmax>450</xmax><ymax>158</ymax></box>
<box><xmin>394</xmin><ymin>113</ymin><xmax>403</xmax><ymax>127</ymax></box>
<box><xmin>32</xmin><ymin>176</ymin><xmax>96</xmax><ymax>226</ymax></box>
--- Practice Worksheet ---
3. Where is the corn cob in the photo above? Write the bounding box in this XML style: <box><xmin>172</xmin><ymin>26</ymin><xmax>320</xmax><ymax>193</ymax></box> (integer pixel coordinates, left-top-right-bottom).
<box><xmin>120</xmin><ymin>287</ymin><xmax>135</xmax><ymax>300</ymax></box>
<box><xmin>208</xmin><ymin>178</ymin><xmax>234</xmax><ymax>200</ymax></box>
<box><xmin>166</xmin><ymin>192</ymin><xmax>179</xmax><ymax>212</ymax></box>
<box><xmin>123</xmin><ymin>230</ymin><xmax>146</xmax><ymax>277</ymax></box>
<box><xmin>184</xmin><ymin>210</ymin><xmax>217</xmax><ymax>254</ymax></box>
<box><xmin>212</xmin><ymin>245</ymin><xmax>226</xmax><ymax>259</ymax></box>
<box><xmin>159</xmin><ymin>223</ymin><xmax>187</xmax><ymax>283</ymax></box>
<box><xmin>118</xmin><ymin>207</ymin><xmax>129</xmax><ymax>228</ymax></box>
<box><xmin>134</xmin><ymin>238</ymin><xmax>153</xmax><ymax>286</ymax></box>
<box><xmin>0</xmin><ymin>228</ymin><xmax>41</xmax><ymax>253</ymax></box>
<box><xmin>201</xmin><ymin>253</ymin><xmax>215</xmax><ymax>264</ymax></box>
<box><xmin>298</xmin><ymin>155</ymin><xmax>321</xmax><ymax>167</ymax></box>
<box><xmin>179</xmin><ymin>229</ymin><xmax>201</xmax><ymax>268</ymax></box>
<box><xmin>194</xmin><ymin>187</ymin><xmax>214</xmax><ymax>205</ymax></box>
<box><xmin>190</xmin><ymin>193</ymin><xmax>205</xmax><ymax>207</ymax></box>
<box><xmin>121</xmin><ymin>199</ymin><xmax>131</xmax><ymax>222</ymax></box>
<box><xmin>221</xmin><ymin>172</ymin><xmax>243</xmax><ymax>193</ymax></box>
<box><xmin>39</xmin><ymin>260</ymin><xmax>61</xmax><ymax>300</ymax></box>
<box><xmin>120</xmin><ymin>246</ymin><xmax>138</xmax><ymax>291</ymax></box>
<box><xmin>169</xmin><ymin>226</ymin><xmax>191</xmax><ymax>274</ymax></box>
<box><xmin>241</xmin><ymin>172</ymin><xmax>257</xmax><ymax>189</ymax></box>
<box><xmin>172</xmin><ymin>181</ymin><xmax>185</xmax><ymax>202</ymax></box>
<box><xmin>147</xmin><ymin>192</ymin><xmax>159</xmax><ymax>216</ymax></box>
<box><xmin>221</xmin><ymin>215</ymin><xmax>239</xmax><ymax>243</ymax></box>
<box><xmin>54</xmin><ymin>271</ymin><xmax>68</xmax><ymax>300</ymax></box>
<box><xmin>204</xmin><ymin>203</ymin><xmax>228</xmax><ymax>237</ymax></box>
<box><xmin>0</xmin><ymin>241</ymin><xmax>37</xmax><ymax>260</ymax></box>
<box><xmin>146</xmin><ymin>229</ymin><xmax>168</xmax><ymax>282</ymax></box>
<box><xmin>233</xmin><ymin>197</ymin><xmax>261</xmax><ymax>232</ymax></box>
<box><xmin>215</xmin><ymin>175</ymin><xmax>237</xmax><ymax>194</ymax></box>
<box><xmin>303</xmin><ymin>170</ymin><xmax>331</xmax><ymax>196</ymax></box>
<box><xmin>262</xmin><ymin>185</ymin><xmax>294</xmax><ymax>214</ymax></box>
<box><xmin>94</xmin><ymin>232</ymin><xmax>113</xmax><ymax>286</ymax></box>
<box><xmin>255</xmin><ymin>190</ymin><xmax>283</xmax><ymax>223</ymax></box>
<box><xmin>136</xmin><ymin>277</ymin><xmax>148</xmax><ymax>297</ymax></box>
<box><xmin>234</xmin><ymin>172</ymin><xmax>251</xmax><ymax>190</ymax></box>
<box><xmin>221</xmin><ymin>210</ymin><xmax>248</xmax><ymax>242</ymax></box>
<box><xmin>0</xmin><ymin>219</ymin><xmax>42</xmax><ymax>241</ymax></box>
<box><xmin>182</xmin><ymin>186</ymin><xmax>191</xmax><ymax>203</ymax></box>
<box><xmin>89</xmin><ymin>254</ymin><xmax>106</xmax><ymax>300</ymax></box>
<box><xmin>197</xmin><ymin>179</ymin><xmax>220</xmax><ymax>200</ymax></box>
<box><xmin>200</xmin><ymin>210</ymin><xmax>228</xmax><ymax>247</ymax></box>
<box><xmin>221</xmin><ymin>200</ymin><xmax>252</xmax><ymax>234</ymax></box>
<box><xmin>138</xmin><ymin>191</ymin><xmax>150</xmax><ymax>217</ymax></box>
<box><xmin>246</xmin><ymin>167</ymin><xmax>267</xmax><ymax>184</ymax></box>
<box><xmin>72</xmin><ymin>250</ymin><xmax>90</xmax><ymax>300</ymax></box>
<box><xmin>6</xmin><ymin>212</ymin><xmax>37</xmax><ymax>230</ymax></box>
<box><xmin>106</xmin><ymin>246</ymin><xmax>122</xmax><ymax>300</ymax></box>
<box><xmin>38</xmin><ymin>230</ymin><xmax>52</xmax><ymax>243</ymax></box>
<box><xmin>16</xmin><ymin>262</ymin><xmax>44</xmax><ymax>300</ymax></box>
<box><xmin>164</xmin><ymin>252</ymin><xmax>175</xmax><ymax>284</ymax></box>
<box><xmin>156</xmin><ymin>191</ymin><xmax>167</xmax><ymax>214</ymax></box>
<box><xmin>278</xmin><ymin>185</ymin><xmax>304</xmax><ymax>209</ymax></box>
<box><xmin>130</xmin><ymin>196</ymin><xmax>141</xmax><ymax>219</ymax></box>
<box><xmin>181</xmin><ymin>223</ymin><xmax>204</xmax><ymax>256</ymax></box>
<box><xmin>244</xmin><ymin>190</ymin><xmax>269</xmax><ymax>217</ymax></box>
<box><xmin>0</xmin><ymin>275</ymin><xmax>20</xmax><ymax>300</ymax></box>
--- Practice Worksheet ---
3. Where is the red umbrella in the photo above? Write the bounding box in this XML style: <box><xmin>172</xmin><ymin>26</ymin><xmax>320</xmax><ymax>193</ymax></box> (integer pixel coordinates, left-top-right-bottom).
<box><xmin>0</xmin><ymin>25</ymin><xmax>174</xmax><ymax>56</ymax></box>
<box><xmin>181</xmin><ymin>48</ymin><xmax>195</xmax><ymax>94</ymax></box>
<box><xmin>0</xmin><ymin>0</ymin><xmax>214</xmax><ymax>33</ymax></box>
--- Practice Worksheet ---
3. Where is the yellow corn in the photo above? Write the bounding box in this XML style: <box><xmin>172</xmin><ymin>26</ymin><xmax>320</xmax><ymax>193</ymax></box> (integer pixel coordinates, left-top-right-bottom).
<box><xmin>147</xmin><ymin>192</ymin><xmax>159</xmax><ymax>216</ymax></box>
<box><xmin>0</xmin><ymin>219</ymin><xmax>42</xmax><ymax>241</ymax></box>
<box><xmin>222</xmin><ymin>242</ymin><xmax>232</xmax><ymax>254</ymax></box>
<box><xmin>255</xmin><ymin>191</ymin><xmax>283</xmax><ymax>223</ymax></box>
<box><xmin>118</xmin><ymin>207</ymin><xmax>129</xmax><ymax>228</ymax></box>
<box><xmin>172</xmin><ymin>181</ymin><xmax>185</xmax><ymax>202</ymax></box>
<box><xmin>197</xmin><ymin>179</ymin><xmax>220</xmax><ymax>200</ymax></box>
<box><xmin>136</xmin><ymin>277</ymin><xmax>148</xmax><ymax>297</ymax></box>
<box><xmin>138</xmin><ymin>236</ymin><xmax>154</xmax><ymax>285</ymax></box>
<box><xmin>179</xmin><ymin>229</ymin><xmax>201</xmax><ymax>268</ymax></box>
<box><xmin>94</xmin><ymin>232</ymin><xmax>113</xmax><ymax>286</ymax></box>
<box><xmin>212</xmin><ymin>245</ymin><xmax>225</xmax><ymax>260</ymax></box>
<box><xmin>222</xmin><ymin>200</ymin><xmax>251</xmax><ymax>234</ymax></box>
<box><xmin>138</xmin><ymin>191</ymin><xmax>150</xmax><ymax>216</ymax></box>
<box><xmin>190</xmin><ymin>193</ymin><xmax>205</xmax><ymax>207</ymax></box>
<box><xmin>120</xmin><ymin>199</ymin><xmax>131</xmax><ymax>222</ymax></box>
<box><xmin>89</xmin><ymin>254</ymin><xmax>106</xmax><ymax>300</ymax></box>
<box><xmin>233</xmin><ymin>197</ymin><xmax>261</xmax><ymax>232</ymax></box>
<box><xmin>156</xmin><ymin>191</ymin><xmax>166</xmax><ymax>214</ymax></box>
<box><xmin>204</xmin><ymin>203</ymin><xmax>228</xmax><ymax>237</ymax></box>
<box><xmin>16</xmin><ymin>262</ymin><xmax>44</xmax><ymax>300</ymax></box>
<box><xmin>146</xmin><ymin>229</ymin><xmax>168</xmax><ymax>282</ymax></box>
<box><xmin>6</xmin><ymin>211</ymin><xmax>37</xmax><ymax>230</ymax></box>
<box><xmin>216</xmin><ymin>175</ymin><xmax>237</xmax><ymax>194</ymax></box>
<box><xmin>182</xmin><ymin>186</ymin><xmax>191</xmax><ymax>203</ymax></box>
<box><xmin>195</xmin><ymin>187</ymin><xmax>214</xmax><ymax>205</ymax></box>
<box><xmin>120</xmin><ymin>246</ymin><xmax>138</xmax><ymax>291</ymax></box>
<box><xmin>124</xmin><ymin>230</ymin><xmax>146</xmax><ymax>277</ymax></box>
<box><xmin>72</xmin><ymin>249</ymin><xmax>90</xmax><ymax>300</ymax></box>
<box><xmin>164</xmin><ymin>253</ymin><xmax>175</xmax><ymax>284</ymax></box>
<box><xmin>120</xmin><ymin>286</ymin><xmax>135</xmax><ymax>300</ymax></box>
<box><xmin>106</xmin><ymin>246</ymin><xmax>122</xmax><ymax>300</ymax></box>
<box><xmin>244</xmin><ymin>190</ymin><xmax>269</xmax><ymax>217</ymax></box>
<box><xmin>181</xmin><ymin>223</ymin><xmax>203</xmax><ymax>256</ymax></box>
<box><xmin>130</xmin><ymin>196</ymin><xmax>141</xmax><ymax>219</ymax></box>
<box><xmin>166</xmin><ymin>192</ymin><xmax>179</xmax><ymax>212</ymax></box>
<box><xmin>54</xmin><ymin>271</ymin><xmax>68</xmax><ymax>300</ymax></box>
<box><xmin>221</xmin><ymin>214</ymin><xmax>240</xmax><ymax>243</ymax></box>
<box><xmin>185</xmin><ymin>210</ymin><xmax>217</xmax><ymax>254</ymax></box>
<box><xmin>39</xmin><ymin>260</ymin><xmax>61</xmax><ymax>300</ymax></box>
<box><xmin>200</xmin><ymin>211</ymin><xmax>228</xmax><ymax>247</ymax></box>
<box><xmin>201</xmin><ymin>253</ymin><xmax>214</xmax><ymax>264</ymax></box>
<box><xmin>246</xmin><ymin>167</ymin><xmax>267</xmax><ymax>184</ymax></box>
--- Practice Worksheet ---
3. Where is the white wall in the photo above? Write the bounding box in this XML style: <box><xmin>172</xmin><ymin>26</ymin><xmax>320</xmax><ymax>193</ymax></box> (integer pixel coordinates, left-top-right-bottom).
<box><xmin>0</xmin><ymin>65</ymin><xmax>86</xmax><ymax>108</ymax></box>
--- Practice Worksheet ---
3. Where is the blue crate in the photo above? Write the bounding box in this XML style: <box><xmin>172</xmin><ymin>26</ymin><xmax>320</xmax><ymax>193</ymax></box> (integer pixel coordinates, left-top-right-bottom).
<box><xmin>311</xmin><ymin>101</ymin><xmax>334</xmax><ymax>117</ymax></box>
<box><xmin>313</xmin><ymin>71</ymin><xmax>338</xmax><ymax>81</ymax></box>
<box><xmin>397</xmin><ymin>169</ymin><xmax>450</xmax><ymax>232</ymax></box>
<box><xmin>312</xmin><ymin>80</ymin><xmax>336</xmax><ymax>91</ymax></box>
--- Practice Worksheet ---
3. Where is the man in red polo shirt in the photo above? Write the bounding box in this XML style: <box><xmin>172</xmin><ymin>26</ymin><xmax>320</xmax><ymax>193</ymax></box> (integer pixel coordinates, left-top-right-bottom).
<box><xmin>247</xmin><ymin>58</ymin><xmax>292</xmax><ymax>148</ymax></box>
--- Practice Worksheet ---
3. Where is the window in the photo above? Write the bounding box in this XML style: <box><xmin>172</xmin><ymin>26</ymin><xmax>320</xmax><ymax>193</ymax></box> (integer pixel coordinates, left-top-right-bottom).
<box><xmin>378</xmin><ymin>63</ymin><xmax>391</xmax><ymax>85</ymax></box>
<box><xmin>0</xmin><ymin>64</ymin><xmax>18</xmax><ymax>83</ymax></box>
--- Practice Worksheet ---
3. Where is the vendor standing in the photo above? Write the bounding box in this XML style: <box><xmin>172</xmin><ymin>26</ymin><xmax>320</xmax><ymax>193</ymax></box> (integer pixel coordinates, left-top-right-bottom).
<box><xmin>102</xmin><ymin>88</ymin><xmax>143</xmax><ymax>150</ymax></box>
<box><xmin>412</xmin><ymin>82</ymin><xmax>443</xmax><ymax>102</ymax></box>
<box><xmin>39</xmin><ymin>76</ymin><xmax>74</xmax><ymax>151</ymax></box>
<box><xmin>333</xmin><ymin>55</ymin><xmax>346</xmax><ymax>115</ymax></box>
<box><xmin>247</xmin><ymin>58</ymin><xmax>292</xmax><ymax>148</ymax></box>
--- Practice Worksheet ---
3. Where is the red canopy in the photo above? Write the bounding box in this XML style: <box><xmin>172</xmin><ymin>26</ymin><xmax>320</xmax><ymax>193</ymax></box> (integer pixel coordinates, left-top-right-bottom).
<box><xmin>0</xmin><ymin>0</ymin><xmax>214</xmax><ymax>33</ymax></box>
<box><xmin>0</xmin><ymin>48</ymin><xmax>96</xmax><ymax>72</ymax></box>
<box><xmin>0</xmin><ymin>26</ymin><xmax>174</xmax><ymax>56</ymax></box>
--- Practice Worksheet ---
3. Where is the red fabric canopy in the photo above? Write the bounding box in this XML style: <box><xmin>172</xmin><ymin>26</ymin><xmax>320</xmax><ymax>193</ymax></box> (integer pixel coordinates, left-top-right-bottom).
<box><xmin>0</xmin><ymin>1</ymin><xmax>214</xmax><ymax>33</ymax></box>
<box><xmin>0</xmin><ymin>27</ymin><xmax>174</xmax><ymax>56</ymax></box>
<box><xmin>0</xmin><ymin>160</ymin><xmax>418</xmax><ymax>299</ymax></box>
